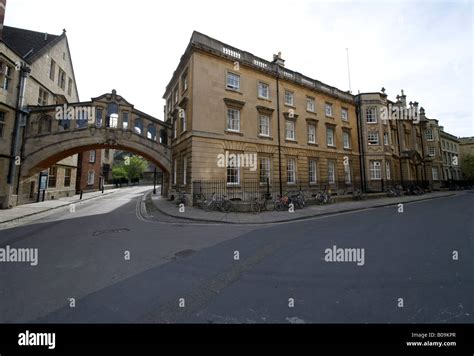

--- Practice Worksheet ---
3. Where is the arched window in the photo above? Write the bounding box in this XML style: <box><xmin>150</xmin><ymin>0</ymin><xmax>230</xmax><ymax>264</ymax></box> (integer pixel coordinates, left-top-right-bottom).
<box><xmin>58</xmin><ymin>117</ymin><xmax>70</xmax><ymax>131</ymax></box>
<box><xmin>146</xmin><ymin>124</ymin><xmax>156</xmax><ymax>140</ymax></box>
<box><xmin>76</xmin><ymin>108</ymin><xmax>88</xmax><ymax>128</ymax></box>
<box><xmin>134</xmin><ymin>118</ymin><xmax>143</xmax><ymax>135</ymax></box>
<box><xmin>160</xmin><ymin>129</ymin><xmax>168</xmax><ymax>145</ymax></box>
<box><xmin>96</xmin><ymin>107</ymin><xmax>103</xmax><ymax>127</ymax></box>
<box><xmin>38</xmin><ymin>116</ymin><xmax>52</xmax><ymax>134</ymax></box>
<box><xmin>106</xmin><ymin>103</ymin><xmax>119</xmax><ymax>128</ymax></box>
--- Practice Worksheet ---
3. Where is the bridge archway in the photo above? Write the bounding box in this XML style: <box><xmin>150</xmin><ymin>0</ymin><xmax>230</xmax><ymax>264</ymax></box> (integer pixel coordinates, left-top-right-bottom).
<box><xmin>22</xmin><ymin>90</ymin><xmax>172</xmax><ymax>196</ymax></box>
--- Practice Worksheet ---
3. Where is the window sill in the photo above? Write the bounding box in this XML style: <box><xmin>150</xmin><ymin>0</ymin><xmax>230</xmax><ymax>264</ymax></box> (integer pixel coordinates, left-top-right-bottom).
<box><xmin>258</xmin><ymin>135</ymin><xmax>273</xmax><ymax>141</ymax></box>
<box><xmin>306</xmin><ymin>110</ymin><xmax>316</xmax><ymax>114</ymax></box>
<box><xmin>308</xmin><ymin>142</ymin><xmax>318</xmax><ymax>146</ymax></box>
<box><xmin>285</xmin><ymin>139</ymin><xmax>298</xmax><ymax>144</ymax></box>
<box><xmin>367</xmin><ymin>122</ymin><xmax>378</xmax><ymax>124</ymax></box>
<box><xmin>325</xmin><ymin>115</ymin><xmax>334</xmax><ymax>119</ymax></box>
<box><xmin>327</xmin><ymin>145</ymin><xmax>337</xmax><ymax>149</ymax></box>
<box><xmin>343</xmin><ymin>147</ymin><xmax>352</xmax><ymax>150</ymax></box>
<box><xmin>225</xmin><ymin>88</ymin><xmax>243</xmax><ymax>94</ymax></box>
<box><xmin>284</xmin><ymin>104</ymin><xmax>296</xmax><ymax>109</ymax></box>
<box><xmin>225</xmin><ymin>130</ymin><xmax>244</xmax><ymax>136</ymax></box>
<box><xmin>258</xmin><ymin>96</ymin><xmax>271</xmax><ymax>102</ymax></box>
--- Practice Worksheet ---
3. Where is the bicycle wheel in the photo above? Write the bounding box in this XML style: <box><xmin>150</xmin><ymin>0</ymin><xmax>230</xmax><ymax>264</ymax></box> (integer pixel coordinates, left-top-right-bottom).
<box><xmin>221</xmin><ymin>200</ymin><xmax>232</xmax><ymax>213</ymax></box>
<box><xmin>275</xmin><ymin>201</ymin><xmax>285</xmax><ymax>211</ymax></box>
<box><xmin>204</xmin><ymin>201</ymin><xmax>213</xmax><ymax>212</ymax></box>
<box><xmin>251</xmin><ymin>202</ymin><xmax>260</xmax><ymax>214</ymax></box>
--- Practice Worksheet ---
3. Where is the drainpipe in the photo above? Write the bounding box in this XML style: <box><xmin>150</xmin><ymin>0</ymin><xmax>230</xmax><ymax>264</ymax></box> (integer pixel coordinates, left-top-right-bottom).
<box><xmin>395</xmin><ymin>114</ymin><xmax>404</xmax><ymax>189</ymax></box>
<box><xmin>355</xmin><ymin>95</ymin><xmax>366</xmax><ymax>192</ymax></box>
<box><xmin>273</xmin><ymin>62</ymin><xmax>283</xmax><ymax>196</ymax></box>
<box><xmin>7</xmin><ymin>62</ymin><xmax>30</xmax><ymax>200</ymax></box>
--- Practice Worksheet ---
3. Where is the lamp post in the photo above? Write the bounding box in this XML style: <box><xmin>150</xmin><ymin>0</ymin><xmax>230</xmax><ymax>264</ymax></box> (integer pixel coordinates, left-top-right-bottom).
<box><xmin>153</xmin><ymin>166</ymin><xmax>157</xmax><ymax>195</ymax></box>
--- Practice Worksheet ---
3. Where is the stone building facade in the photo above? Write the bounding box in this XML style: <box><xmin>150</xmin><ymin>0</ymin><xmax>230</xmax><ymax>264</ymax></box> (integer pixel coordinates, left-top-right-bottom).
<box><xmin>0</xmin><ymin>19</ymin><xmax>80</xmax><ymax>207</ymax></box>
<box><xmin>439</xmin><ymin>129</ymin><xmax>461</xmax><ymax>180</ymax></box>
<box><xmin>355</xmin><ymin>90</ymin><xmax>441</xmax><ymax>191</ymax></box>
<box><xmin>163</xmin><ymin>31</ymin><xmax>361</xmax><ymax>201</ymax></box>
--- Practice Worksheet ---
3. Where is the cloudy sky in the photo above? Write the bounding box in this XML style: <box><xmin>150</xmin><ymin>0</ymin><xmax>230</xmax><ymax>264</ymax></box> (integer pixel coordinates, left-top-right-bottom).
<box><xmin>5</xmin><ymin>0</ymin><xmax>473</xmax><ymax>136</ymax></box>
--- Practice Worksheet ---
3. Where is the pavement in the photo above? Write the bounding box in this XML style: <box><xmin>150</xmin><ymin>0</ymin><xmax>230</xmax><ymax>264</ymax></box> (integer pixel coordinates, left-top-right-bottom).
<box><xmin>149</xmin><ymin>190</ymin><xmax>459</xmax><ymax>224</ymax></box>
<box><xmin>0</xmin><ymin>187</ymin><xmax>123</xmax><ymax>226</ymax></box>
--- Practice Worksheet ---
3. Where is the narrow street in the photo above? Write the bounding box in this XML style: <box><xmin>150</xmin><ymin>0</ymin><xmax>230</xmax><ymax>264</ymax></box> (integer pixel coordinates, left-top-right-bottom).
<box><xmin>0</xmin><ymin>187</ymin><xmax>472</xmax><ymax>324</ymax></box>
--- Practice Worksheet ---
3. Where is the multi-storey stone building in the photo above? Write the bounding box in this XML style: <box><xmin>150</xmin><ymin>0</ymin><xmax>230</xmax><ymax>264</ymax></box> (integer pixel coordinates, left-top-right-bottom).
<box><xmin>459</xmin><ymin>137</ymin><xmax>474</xmax><ymax>158</ymax></box>
<box><xmin>0</xmin><ymin>8</ymin><xmax>80</xmax><ymax>207</ymax></box>
<box><xmin>439</xmin><ymin>128</ymin><xmax>461</xmax><ymax>180</ymax></box>
<box><xmin>163</xmin><ymin>31</ymin><xmax>361</xmax><ymax>201</ymax></box>
<box><xmin>356</xmin><ymin>89</ymin><xmax>451</xmax><ymax>191</ymax></box>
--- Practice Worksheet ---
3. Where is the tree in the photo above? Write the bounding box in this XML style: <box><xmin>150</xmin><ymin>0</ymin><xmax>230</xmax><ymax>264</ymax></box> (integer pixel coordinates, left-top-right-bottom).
<box><xmin>461</xmin><ymin>154</ymin><xmax>474</xmax><ymax>180</ymax></box>
<box><xmin>112</xmin><ymin>165</ymin><xmax>128</xmax><ymax>186</ymax></box>
<box><xmin>123</xmin><ymin>156</ymin><xmax>147</xmax><ymax>184</ymax></box>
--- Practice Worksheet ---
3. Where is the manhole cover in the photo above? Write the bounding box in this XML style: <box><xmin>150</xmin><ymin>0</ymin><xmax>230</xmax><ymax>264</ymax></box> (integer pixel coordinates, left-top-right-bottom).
<box><xmin>92</xmin><ymin>228</ymin><xmax>130</xmax><ymax>236</ymax></box>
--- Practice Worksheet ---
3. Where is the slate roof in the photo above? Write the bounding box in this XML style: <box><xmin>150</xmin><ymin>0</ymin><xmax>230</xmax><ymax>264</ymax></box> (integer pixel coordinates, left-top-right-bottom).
<box><xmin>2</xmin><ymin>25</ymin><xmax>64</xmax><ymax>62</ymax></box>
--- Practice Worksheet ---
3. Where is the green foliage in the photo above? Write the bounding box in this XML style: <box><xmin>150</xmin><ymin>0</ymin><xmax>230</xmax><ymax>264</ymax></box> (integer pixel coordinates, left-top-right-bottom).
<box><xmin>112</xmin><ymin>165</ymin><xmax>127</xmax><ymax>180</ymax></box>
<box><xmin>112</xmin><ymin>155</ymin><xmax>148</xmax><ymax>183</ymax></box>
<box><xmin>124</xmin><ymin>156</ymin><xmax>148</xmax><ymax>181</ymax></box>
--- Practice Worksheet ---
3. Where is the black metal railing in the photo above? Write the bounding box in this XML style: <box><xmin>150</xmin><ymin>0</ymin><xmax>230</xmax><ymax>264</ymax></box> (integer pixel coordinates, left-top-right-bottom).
<box><xmin>192</xmin><ymin>178</ymin><xmax>364</xmax><ymax>205</ymax></box>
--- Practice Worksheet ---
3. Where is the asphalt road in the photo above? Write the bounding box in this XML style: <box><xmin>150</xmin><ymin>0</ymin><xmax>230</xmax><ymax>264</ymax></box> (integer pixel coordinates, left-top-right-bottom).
<box><xmin>0</xmin><ymin>186</ymin><xmax>472</xmax><ymax>323</ymax></box>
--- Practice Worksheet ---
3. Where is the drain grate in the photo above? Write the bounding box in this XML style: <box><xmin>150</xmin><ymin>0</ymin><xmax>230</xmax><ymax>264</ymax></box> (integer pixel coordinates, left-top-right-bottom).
<box><xmin>92</xmin><ymin>228</ymin><xmax>130</xmax><ymax>236</ymax></box>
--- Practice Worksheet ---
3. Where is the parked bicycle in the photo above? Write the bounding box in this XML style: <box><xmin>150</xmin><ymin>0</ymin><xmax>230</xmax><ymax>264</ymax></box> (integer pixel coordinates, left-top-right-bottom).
<box><xmin>251</xmin><ymin>194</ymin><xmax>270</xmax><ymax>214</ymax></box>
<box><xmin>175</xmin><ymin>191</ymin><xmax>187</xmax><ymax>206</ymax></box>
<box><xmin>274</xmin><ymin>193</ymin><xmax>292</xmax><ymax>211</ymax></box>
<box><xmin>386</xmin><ymin>185</ymin><xmax>401</xmax><ymax>197</ymax></box>
<box><xmin>290</xmin><ymin>191</ymin><xmax>305</xmax><ymax>209</ymax></box>
<box><xmin>202</xmin><ymin>193</ymin><xmax>233</xmax><ymax>213</ymax></box>
<box><xmin>313</xmin><ymin>186</ymin><xmax>331</xmax><ymax>205</ymax></box>
<box><xmin>353</xmin><ymin>188</ymin><xmax>367</xmax><ymax>201</ymax></box>
<box><xmin>407</xmin><ymin>184</ymin><xmax>424</xmax><ymax>196</ymax></box>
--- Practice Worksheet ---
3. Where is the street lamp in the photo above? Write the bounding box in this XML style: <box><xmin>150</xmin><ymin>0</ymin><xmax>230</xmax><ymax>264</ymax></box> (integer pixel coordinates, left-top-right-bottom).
<box><xmin>153</xmin><ymin>166</ymin><xmax>157</xmax><ymax>195</ymax></box>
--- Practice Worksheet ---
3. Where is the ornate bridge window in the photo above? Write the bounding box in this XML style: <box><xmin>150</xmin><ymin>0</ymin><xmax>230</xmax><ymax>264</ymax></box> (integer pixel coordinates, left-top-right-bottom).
<box><xmin>38</xmin><ymin>116</ymin><xmax>52</xmax><ymax>134</ymax></box>
<box><xmin>147</xmin><ymin>124</ymin><xmax>156</xmax><ymax>141</ymax></box>
<box><xmin>134</xmin><ymin>118</ymin><xmax>143</xmax><ymax>135</ymax></box>
<box><xmin>108</xmin><ymin>114</ymin><xmax>119</xmax><ymax>128</ymax></box>
<box><xmin>76</xmin><ymin>108</ymin><xmax>88</xmax><ymax>128</ymax></box>
<box><xmin>160</xmin><ymin>129</ymin><xmax>168</xmax><ymax>145</ymax></box>
<box><xmin>106</xmin><ymin>102</ymin><xmax>119</xmax><ymax>128</ymax></box>
<box><xmin>122</xmin><ymin>112</ymin><xmax>129</xmax><ymax>129</ymax></box>
<box><xmin>96</xmin><ymin>108</ymin><xmax>103</xmax><ymax>127</ymax></box>
<box><xmin>58</xmin><ymin>117</ymin><xmax>70</xmax><ymax>131</ymax></box>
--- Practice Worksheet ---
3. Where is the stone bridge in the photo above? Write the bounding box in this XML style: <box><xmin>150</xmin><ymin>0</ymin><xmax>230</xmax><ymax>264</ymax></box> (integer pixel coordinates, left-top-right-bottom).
<box><xmin>22</xmin><ymin>90</ymin><xmax>172</xmax><ymax>189</ymax></box>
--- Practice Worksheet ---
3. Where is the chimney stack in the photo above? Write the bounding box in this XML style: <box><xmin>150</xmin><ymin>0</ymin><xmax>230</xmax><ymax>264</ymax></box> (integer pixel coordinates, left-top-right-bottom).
<box><xmin>272</xmin><ymin>51</ymin><xmax>285</xmax><ymax>67</ymax></box>
<box><xmin>0</xmin><ymin>0</ymin><xmax>6</xmax><ymax>40</ymax></box>
<box><xmin>399</xmin><ymin>89</ymin><xmax>407</xmax><ymax>107</ymax></box>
